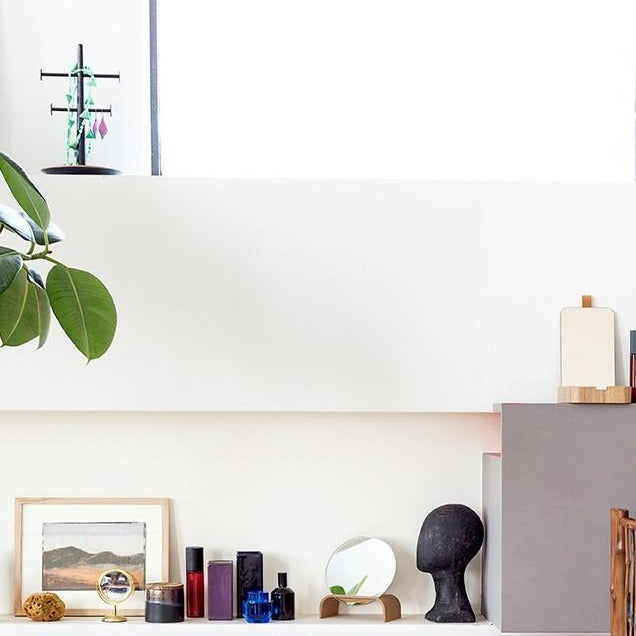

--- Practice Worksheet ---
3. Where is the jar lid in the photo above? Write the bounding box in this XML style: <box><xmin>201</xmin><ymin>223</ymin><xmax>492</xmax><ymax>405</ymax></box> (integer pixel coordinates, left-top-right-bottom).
<box><xmin>146</xmin><ymin>582</ymin><xmax>183</xmax><ymax>590</ymax></box>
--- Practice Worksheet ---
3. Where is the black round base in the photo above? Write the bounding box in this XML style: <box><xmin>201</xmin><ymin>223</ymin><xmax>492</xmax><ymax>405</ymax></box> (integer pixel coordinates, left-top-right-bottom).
<box><xmin>41</xmin><ymin>165</ymin><xmax>121</xmax><ymax>175</ymax></box>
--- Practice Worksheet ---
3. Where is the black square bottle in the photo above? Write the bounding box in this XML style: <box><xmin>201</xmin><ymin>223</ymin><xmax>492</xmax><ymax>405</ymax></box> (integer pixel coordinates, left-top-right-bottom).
<box><xmin>271</xmin><ymin>572</ymin><xmax>295</xmax><ymax>620</ymax></box>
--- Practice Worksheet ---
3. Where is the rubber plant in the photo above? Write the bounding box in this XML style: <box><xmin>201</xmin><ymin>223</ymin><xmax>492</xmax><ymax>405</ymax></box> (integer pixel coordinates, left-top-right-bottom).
<box><xmin>0</xmin><ymin>151</ymin><xmax>116</xmax><ymax>360</ymax></box>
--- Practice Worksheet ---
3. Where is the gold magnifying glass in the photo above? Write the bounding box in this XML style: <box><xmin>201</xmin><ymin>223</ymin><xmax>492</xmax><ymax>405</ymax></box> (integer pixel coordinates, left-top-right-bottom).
<box><xmin>96</xmin><ymin>569</ymin><xmax>135</xmax><ymax>623</ymax></box>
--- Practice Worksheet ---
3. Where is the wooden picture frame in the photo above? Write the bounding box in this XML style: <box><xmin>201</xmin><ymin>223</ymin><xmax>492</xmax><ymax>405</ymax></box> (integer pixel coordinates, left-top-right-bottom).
<box><xmin>14</xmin><ymin>497</ymin><xmax>170</xmax><ymax>617</ymax></box>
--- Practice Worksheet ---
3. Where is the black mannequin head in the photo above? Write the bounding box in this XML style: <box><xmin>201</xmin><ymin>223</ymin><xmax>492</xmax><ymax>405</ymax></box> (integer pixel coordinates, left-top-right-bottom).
<box><xmin>416</xmin><ymin>504</ymin><xmax>484</xmax><ymax>623</ymax></box>
<box><xmin>417</xmin><ymin>504</ymin><xmax>484</xmax><ymax>572</ymax></box>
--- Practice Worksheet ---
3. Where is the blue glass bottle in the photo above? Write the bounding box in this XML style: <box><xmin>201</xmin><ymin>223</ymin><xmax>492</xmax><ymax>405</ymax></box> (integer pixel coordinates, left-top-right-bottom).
<box><xmin>271</xmin><ymin>573</ymin><xmax>295</xmax><ymax>620</ymax></box>
<box><xmin>243</xmin><ymin>591</ymin><xmax>271</xmax><ymax>623</ymax></box>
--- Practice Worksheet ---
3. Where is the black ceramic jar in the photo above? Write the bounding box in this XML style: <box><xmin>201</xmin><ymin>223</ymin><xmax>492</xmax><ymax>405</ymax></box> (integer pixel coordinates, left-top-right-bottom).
<box><xmin>145</xmin><ymin>582</ymin><xmax>184</xmax><ymax>623</ymax></box>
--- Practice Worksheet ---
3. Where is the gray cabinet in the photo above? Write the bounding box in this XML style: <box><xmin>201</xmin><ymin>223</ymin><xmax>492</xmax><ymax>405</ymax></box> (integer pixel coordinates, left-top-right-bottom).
<box><xmin>482</xmin><ymin>403</ymin><xmax>636</xmax><ymax>632</ymax></box>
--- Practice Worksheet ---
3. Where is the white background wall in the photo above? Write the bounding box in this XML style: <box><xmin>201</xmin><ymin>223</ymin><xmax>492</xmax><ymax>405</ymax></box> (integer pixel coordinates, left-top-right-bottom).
<box><xmin>0</xmin><ymin>0</ymin><xmax>149</xmax><ymax>175</ymax></box>
<box><xmin>2</xmin><ymin>177</ymin><xmax>636</xmax><ymax>412</ymax></box>
<box><xmin>0</xmin><ymin>1</ymin><xmax>634</xmax><ymax>626</ymax></box>
<box><xmin>0</xmin><ymin>411</ymin><xmax>500</xmax><ymax>616</ymax></box>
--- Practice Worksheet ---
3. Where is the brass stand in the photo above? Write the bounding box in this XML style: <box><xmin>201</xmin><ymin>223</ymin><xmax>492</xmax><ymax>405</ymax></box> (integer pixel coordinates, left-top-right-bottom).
<box><xmin>102</xmin><ymin>605</ymin><xmax>127</xmax><ymax>623</ymax></box>
<box><xmin>319</xmin><ymin>594</ymin><xmax>401</xmax><ymax>622</ymax></box>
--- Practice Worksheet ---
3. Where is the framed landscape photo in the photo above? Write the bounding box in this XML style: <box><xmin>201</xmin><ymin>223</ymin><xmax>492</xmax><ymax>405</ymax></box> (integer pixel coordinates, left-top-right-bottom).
<box><xmin>14</xmin><ymin>498</ymin><xmax>170</xmax><ymax>616</ymax></box>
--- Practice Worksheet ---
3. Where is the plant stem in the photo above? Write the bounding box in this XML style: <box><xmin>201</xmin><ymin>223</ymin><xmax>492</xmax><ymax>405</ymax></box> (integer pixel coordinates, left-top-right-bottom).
<box><xmin>22</xmin><ymin>250</ymin><xmax>51</xmax><ymax>261</ymax></box>
<box><xmin>19</xmin><ymin>250</ymin><xmax>66</xmax><ymax>268</ymax></box>
<box><xmin>42</xmin><ymin>255</ymin><xmax>65</xmax><ymax>267</ymax></box>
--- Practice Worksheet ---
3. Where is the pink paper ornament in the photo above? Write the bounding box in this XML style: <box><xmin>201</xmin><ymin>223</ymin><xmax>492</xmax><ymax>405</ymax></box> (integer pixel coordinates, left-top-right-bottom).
<box><xmin>98</xmin><ymin>116</ymin><xmax>108</xmax><ymax>139</ymax></box>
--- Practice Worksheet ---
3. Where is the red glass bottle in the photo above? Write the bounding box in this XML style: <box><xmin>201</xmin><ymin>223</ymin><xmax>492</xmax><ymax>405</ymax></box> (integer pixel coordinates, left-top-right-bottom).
<box><xmin>186</xmin><ymin>546</ymin><xmax>204</xmax><ymax>618</ymax></box>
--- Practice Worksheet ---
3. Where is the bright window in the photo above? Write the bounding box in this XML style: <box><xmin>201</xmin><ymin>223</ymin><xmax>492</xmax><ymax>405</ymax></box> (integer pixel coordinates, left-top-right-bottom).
<box><xmin>157</xmin><ymin>0</ymin><xmax>636</xmax><ymax>180</ymax></box>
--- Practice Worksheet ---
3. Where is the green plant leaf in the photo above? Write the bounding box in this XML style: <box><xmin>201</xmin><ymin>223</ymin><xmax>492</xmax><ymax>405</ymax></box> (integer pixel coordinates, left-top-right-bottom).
<box><xmin>0</xmin><ymin>203</ymin><xmax>35</xmax><ymax>242</ymax></box>
<box><xmin>0</xmin><ymin>204</ymin><xmax>64</xmax><ymax>245</ymax></box>
<box><xmin>346</xmin><ymin>574</ymin><xmax>368</xmax><ymax>596</ymax></box>
<box><xmin>329</xmin><ymin>586</ymin><xmax>346</xmax><ymax>596</ymax></box>
<box><xmin>26</xmin><ymin>268</ymin><xmax>45</xmax><ymax>289</ymax></box>
<box><xmin>33</xmin><ymin>282</ymin><xmax>51</xmax><ymax>348</ymax></box>
<box><xmin>46</xmin><ymin>265</ymin><xmax>116</xmax><ymax>361</ymax></box>
<box><xmin>0</xmin><ymin>268</ymin><xmax>40</xmax><ymax>346</ymax></box>
<box><xmin>0</xmin><ymin>247</ymin><xmax>22</xmax><ymax>294</ymax></box>
<box><xmin>0</xmin><ymin>151</ymin><xmax>50</xmax><ymax>230</ymax></box>
<box><xmin>27</xmin><ymin>217</ymin><xmax>65</xmax><ymax>245</ymax></box>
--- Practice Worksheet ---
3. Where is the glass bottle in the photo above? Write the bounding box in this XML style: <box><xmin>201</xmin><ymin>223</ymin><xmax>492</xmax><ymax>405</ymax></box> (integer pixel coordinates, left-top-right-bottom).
<box><xmin>243</xmin><ymin>591</ymin><xmax>271</xmax><ymax>623</ymax></box>
<box><xmin>186</xmin><ymin>546</ymin><xmax>204</xmax><ymax>618</ymax></box>
<box><xmin>271</xmin><ymin>572</ymin><xmax>295</xmax><ymax>620</ymax></box>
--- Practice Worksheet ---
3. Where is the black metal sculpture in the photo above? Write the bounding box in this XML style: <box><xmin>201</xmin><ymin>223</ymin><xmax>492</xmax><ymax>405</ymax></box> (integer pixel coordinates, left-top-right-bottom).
<box><xmin>41</xmin><ymin>44</ymin><xmax>120</xmax><ymax>174</ymax></box>
<box><xmin>416</xmin><ymin>503</ymin><xmax>484</xmax><ymax>623</ymax></box>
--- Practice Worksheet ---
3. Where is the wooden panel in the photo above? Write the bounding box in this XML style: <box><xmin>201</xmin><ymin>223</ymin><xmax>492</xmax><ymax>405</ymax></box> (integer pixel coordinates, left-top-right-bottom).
<box><xmin>558</xmin><ymin>386</ymin><xmax>631</xmax><ymax>404</ymax></box>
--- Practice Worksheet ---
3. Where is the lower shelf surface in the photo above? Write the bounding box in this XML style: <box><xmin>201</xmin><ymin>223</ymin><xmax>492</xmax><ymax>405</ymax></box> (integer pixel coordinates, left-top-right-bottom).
<box><xmin>0</xmin><ymin>615</ymin><xmax>605</xmax><ymax>636</ymax></box>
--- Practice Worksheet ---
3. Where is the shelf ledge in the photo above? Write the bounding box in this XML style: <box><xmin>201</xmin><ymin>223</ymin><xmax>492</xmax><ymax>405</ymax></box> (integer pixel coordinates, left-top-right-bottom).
<box><xmin>0</xmin><ymin>615</ymin><xmax>496</xmax><ymax>634</ymax></box>
<box><xmin>0</xmin><ymin>615</ymin><xmax>605</xmax><ymax>635</ymax></box>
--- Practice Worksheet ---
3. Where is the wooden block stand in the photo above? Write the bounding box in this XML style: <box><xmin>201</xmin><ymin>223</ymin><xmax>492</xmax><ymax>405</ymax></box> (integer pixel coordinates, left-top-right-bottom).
<box><xmin>558</xmin><ymin>386</ymin><xmax>631</xmax><ymax>404</ymax></box>
<box><xmin>319</xmin><ymin>594</ymin><xmax>401</xmax><ymax>622</ymax></box>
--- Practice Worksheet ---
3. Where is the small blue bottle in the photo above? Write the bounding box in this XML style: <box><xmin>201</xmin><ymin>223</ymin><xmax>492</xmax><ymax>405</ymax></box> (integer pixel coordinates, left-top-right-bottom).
<box><xmin>243</xmin><ymin>591</ymin><xmax>272</xmax><ymax>623</ymax></box>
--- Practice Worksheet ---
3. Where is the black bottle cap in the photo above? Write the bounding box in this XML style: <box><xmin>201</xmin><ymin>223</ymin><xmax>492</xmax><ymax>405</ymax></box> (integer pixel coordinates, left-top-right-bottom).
<box><xmin>186</xmin><ymin>546</ymin><xmax>204</xmax><ymax>572</ymax></box>
<box><xmin>631</xmin><ymin>331</ymin><xmax>636</xmax><ymax>355</ymax></box>
<box><xmin>278</xmin><ymin>572</ymin><xmax>287</xmax><ymax>588</ymax></box>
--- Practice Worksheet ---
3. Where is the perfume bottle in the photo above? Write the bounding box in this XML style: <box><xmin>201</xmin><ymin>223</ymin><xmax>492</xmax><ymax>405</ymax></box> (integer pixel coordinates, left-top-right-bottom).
<box><xmin>186</xmin><ymin>546</ymin><xmax>204</xmax><ymax>618</ymax></box>
<box><xmin>243</xmin><ymin>591</ymin><xmax>271</xmax><ymax>623</ymax></box>
<box><xmin>271</xmin><ymin>572</ymin><xmax>295</xmax><ymax>620</ymax></box>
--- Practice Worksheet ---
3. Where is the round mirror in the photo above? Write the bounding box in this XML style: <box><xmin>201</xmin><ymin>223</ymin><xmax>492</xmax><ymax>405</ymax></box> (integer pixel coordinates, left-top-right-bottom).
<box><xmin>325</xmin><ymin>537</ymin><xmax>396</xmax><ymax>600</ymax></box>
<box><xmin>96</xmin><ymin>569</ymin><xmax>134</xmax><ymax>622</ymax></box>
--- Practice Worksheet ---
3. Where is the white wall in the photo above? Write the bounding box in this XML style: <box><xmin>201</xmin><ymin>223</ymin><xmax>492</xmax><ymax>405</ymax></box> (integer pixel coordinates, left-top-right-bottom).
<box><xmin>159</xmin><ymin>0</ymin><xmax>636</xmax><ymax>181</ymax></box>
<box><xmin>0</xmin><ymin>411</ymin><xmax>500</xmax><ymax>616</ymax></box>
<box><xmin>0</xmin><ymin>4</ymin><xmax>625</xmax><ymax>628</ymax></box>
<box><xmin>0</xmin><ymin>0</ymin><xmax>149</xmax><ymax>175</ymax></box>
<box><xmin>1</xmin><ymin>176</ymin><xmax>636</xmax><ymax>411</ymax></box>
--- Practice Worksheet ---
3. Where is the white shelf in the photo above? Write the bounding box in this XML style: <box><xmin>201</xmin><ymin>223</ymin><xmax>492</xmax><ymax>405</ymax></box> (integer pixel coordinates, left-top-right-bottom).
<box><xmin>0</xmin><ymin>614</ymin><xmax>607</xmax><ymax>636</ymax></box>
<box><xmin>0</xmin><ymin>615</ymin><xmax>497</xmax><ymax>635</ymax></box>
<box><xmin>0</xmin><ymin>614</ymin><xmax>607</xmax><ymax>635</ymax></box>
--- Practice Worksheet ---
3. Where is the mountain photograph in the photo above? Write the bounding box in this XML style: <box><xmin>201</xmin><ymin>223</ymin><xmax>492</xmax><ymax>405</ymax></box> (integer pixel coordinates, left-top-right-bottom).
<box><xmin>42</xmin><ymin>521</ymin><xmax>146</xmax><ymax>591</ymax></box>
